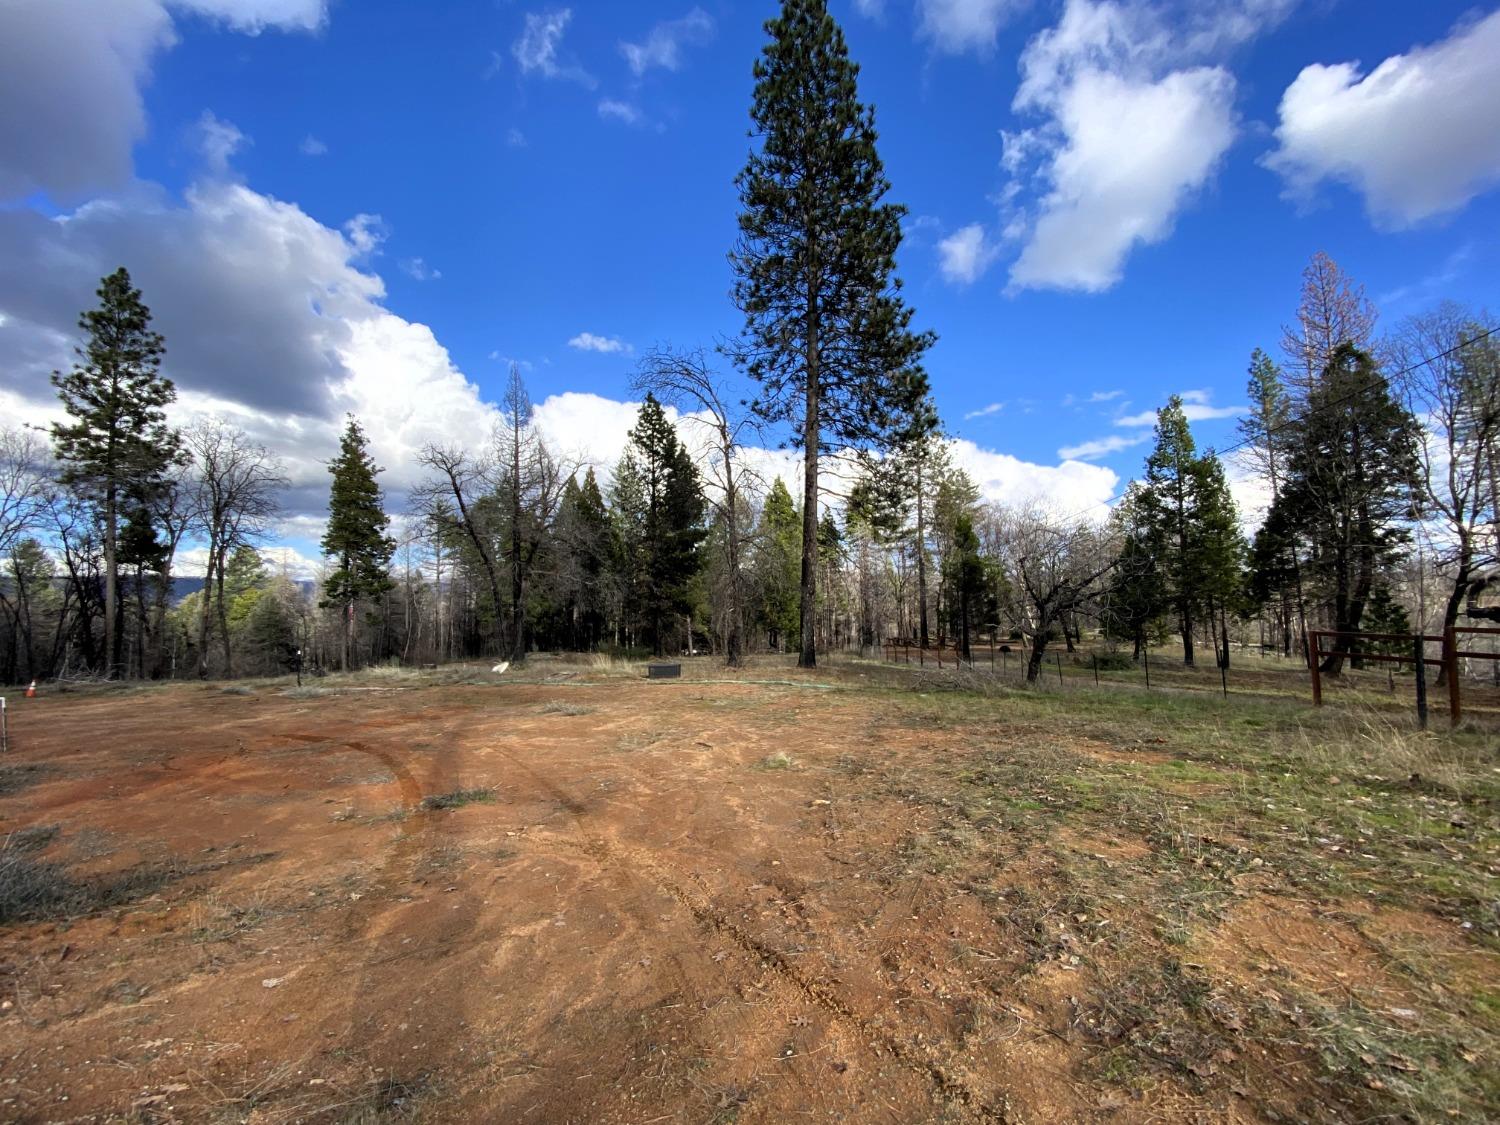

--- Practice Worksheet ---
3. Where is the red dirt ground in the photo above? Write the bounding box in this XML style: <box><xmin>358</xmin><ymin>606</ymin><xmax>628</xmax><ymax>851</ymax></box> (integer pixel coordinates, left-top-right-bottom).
<box><xmin>0</xmin><ymin>673</ymin><xmax>1489</xmax><ymax>1123</ymax></box>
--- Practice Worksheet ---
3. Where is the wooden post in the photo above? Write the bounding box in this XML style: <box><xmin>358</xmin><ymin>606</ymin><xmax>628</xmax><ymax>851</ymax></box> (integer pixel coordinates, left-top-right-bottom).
<box><xmin>1143</xmin><ymin>652</ymin><xmax>1150</xmax><ymax>691</ymax></box>
<box><xmin>1309</xmin><ymin>633</ymin><xmax>1322</xmax><ymax>707</ymax></box>
<box><xmin>1444</xmin><ymin>627</ymin><xmax>1461</xmax><ymax>727</ymax></box>
<box><xmin>1092</xmin><ymin>653</ymin><xmax>1099</xmax><ymax>687</ymax></box>
<box><xmin>1056</xmin><ymin>653</ymin><xmax>1064</xmax><ymax>688</ymax></box>
<box><xmin>1413</xmin><ymin>635</ymin><xmax>1428</xmax><ymax>731</ymax></box>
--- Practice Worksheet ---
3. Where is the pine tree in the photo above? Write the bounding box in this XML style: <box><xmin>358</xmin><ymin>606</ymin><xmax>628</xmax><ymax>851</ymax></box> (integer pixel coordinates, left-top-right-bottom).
<box><xmin>1104</xmin><ymin>484</ymin><xmax>1168</xmax><ymax>659</ymax></box>
<box><xmin>730</xmin><ymin>0</ymin><xmax>934</xmax><ymax>668</ymax></box>
<box><xmin>554</xmin><ymin>469</ymin><xmax>612</xmax><ymax>650</ymax></box>
<box><xmin>1141</xmin><ymin>398</ymin><xmax>1203</xmax><ymax>664</ymax></box>
<box><xmin>1140</xmin><ymin>399</ymin><xmax>1244</xmax><ymax>666</ymax></box>
<box><xmin>52</xmin><ymin>267</ymin><xmax>183</xmax><ymax>677</ymax></box>
<box><xmin>945</xmin><ymin>512</ymin><xmax>985</xmax><ymax>662</ymax></box>
<box><xmin>753</xmin><ymin>478</ymin><xmax>802</xmax><ymax>651</ymax></box>
<box><xmin>621</xmin><ymin>396</ymin><xmax>706</xmax><ymax>656</ymax></box>
<box><xmin>1363</xmin><ymin>584</ymin><xmax>1413</xmax><ymax>661</ymax></box>
<box><xmin>320</xmin><ymin>416</ymin><xmax>395</xmax><ymax>671</ymax></box>
<box><xmin>1238</xmin><ymin>348</ymin><xmax>1304</xmax><ymax>655</ymax></box>
<box><xmin>1265</xmin><ymin>344</ymin><xmax>1421</xmax><ymax>674</ymax></box>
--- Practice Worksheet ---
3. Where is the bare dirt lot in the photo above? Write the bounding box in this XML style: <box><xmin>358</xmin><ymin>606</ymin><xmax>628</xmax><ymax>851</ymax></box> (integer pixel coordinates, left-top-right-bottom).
<box><xmin>1</xmin><ymin>661</ymin><xmax>1496</xmax><ymax>1123</ymax></box>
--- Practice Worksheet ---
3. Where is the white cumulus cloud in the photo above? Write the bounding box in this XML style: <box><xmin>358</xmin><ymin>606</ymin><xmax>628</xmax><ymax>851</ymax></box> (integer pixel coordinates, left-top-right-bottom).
<box><xmin>938</xmin><ymin>223</ymin><xmax>1001</xmax><ymax>285</ymax></box>
<box><xmin>1264</xmin><ymin>10</ymin><xmax>1500</xmax><ymax>228</ymax></box>
<box><xmin>1057</xmin><ymin>433</ymin><xmax>1149</xmax><ymax>462</ymax></box>
<box><xmin>620</xmin><ymin>8</ymin><xmax>714</xmax><ymax>77</ymax></box>
<box><xmin>1001</xmin><ymin>0</ymin><xmax>1294</xmax><ymax>293</ymax></box>
<box><xmin>918</xmin><ymin>0</ymin><xmax>1029</xmax><ymax>54</ymax></box>
<box><xmin>568</xmin><ymin>332</ymin><xmax>632</xmax><ymax>355</ymax></box>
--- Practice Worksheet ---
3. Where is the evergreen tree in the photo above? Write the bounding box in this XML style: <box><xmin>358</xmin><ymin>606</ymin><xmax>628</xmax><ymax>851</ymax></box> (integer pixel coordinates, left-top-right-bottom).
<box><xmin>1141</xmin><ymin>398</ymin><xmax>1204</xmax><ymax>664</ymax></box>
<box><xmin>51</xmin><ymin>268</ymin><xmax>183</xmax><ymax>677</ymax></box>
<box><xmin>752</xmin><ymin>477</ymin><xmax>802</xmax><ymax>651</ymax></box>
<box><xmin>621</xmin><ymin>396</ymin><xmax>705</xmax><ymax>655</ymax></box>
<box><xmin>1140</xmin><ymin>398</ymin><xmax>1244</xmax><ymax>666</ymax></box>
<box><xmin>553</xmin><ymin>469</ymin><xmax>612</xmax><ymax>650</ymax></box>
<box><xmin>1191</xmin><ymin>452</ymin><xmax>1246</xmax><ymax>668</ymax></box>
<box><xmin>1262</xmin><ymin>344</ymin><xmax>1421</xmax><ymax>674</ymax></box>
<box><xmin>1238</xmin><ymin>348</ymin><xmax>1304</xmax><ymax>655</ymax></box>
<box><xmin>320</xmin><ymin>416</ymin><xmax>395</xmax><ymax>671</ymax></box>
<box><xmin>1103</xmin><ymin>484</ymin><xmax>1167</xmax><ymax>659</ymax></box>
<box><xmin>945</xmin><ymin>512</ymin><xmax>984</xmax><ymax>662</ymax></box>
<box><xmin>1363</xmin><ymin>584</ymin><xmax>1413</xmax><ymax>661</ymax></box>
<box><xmin>730</xmin><ymin>0</ymin><xmax>933</xmax><ymax>668</ymax></box>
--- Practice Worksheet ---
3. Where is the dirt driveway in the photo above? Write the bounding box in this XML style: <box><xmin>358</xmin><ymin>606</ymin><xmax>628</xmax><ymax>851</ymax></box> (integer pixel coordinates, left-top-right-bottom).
<box><xmin>1</xmin><ymin>672</ymin><xmax>1494</xmax><ymax>1123</ymax></box>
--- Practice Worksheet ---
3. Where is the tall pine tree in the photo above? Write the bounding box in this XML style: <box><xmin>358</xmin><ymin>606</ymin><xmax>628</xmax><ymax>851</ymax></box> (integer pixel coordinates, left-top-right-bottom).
<box><xmin>321</xmin><ymin>416</ymin><xmax>395</xmax><ymax>671</ymax></box>
<box><xmin>620</xmin><ymin>396</ymin><xmax>705</xmax><ymax>656</ymax></box>
<box><xmin>1140</xmin><ymin>398</ymin><xmax>1243</xmax><ymax>666</ymax></box>
<box><xmin>52</xmin><ymin>267</ymin><xmax>183</xmax><ymax>679</ymax></box>
<box><xmin>1261</xmin><ymin>345</ymin><xmax>1420</xmax><ymax>674</ymax></box>
<box><xmin>730</xmin><ymin>0</ymin><xmax>933</xmax><ymax>668</ymax></box>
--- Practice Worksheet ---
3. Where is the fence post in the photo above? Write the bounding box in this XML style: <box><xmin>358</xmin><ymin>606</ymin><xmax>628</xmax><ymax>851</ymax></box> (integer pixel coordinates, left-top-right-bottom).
<box><xmin>1056</xmin><ymin>653</ymin><xmax>1064</xmax><ymax>688</ymax></box>
<box><xmin>1413</xmin><ymin>635</ymin><xmax>1428</xmax><ymax>731</ymax></box>
<box><xmin>1309</xmin><ymin>634</ymin><xmax>1322</xmax><ymax>707</ymax></box>
<box><xmin>1143</xmin><ymin>652</ymin><xmax>1150</xmax><ymax>691</ymax></box>
<box><xmin>1444</xmin><ymin>627</ymin><xmax>1460</xmax><ymax>727</ymax></box>
<box><xmin>1092</xmin><ymin>653</ymin><xmax>1099</xmax><ymax>687</ymax></box>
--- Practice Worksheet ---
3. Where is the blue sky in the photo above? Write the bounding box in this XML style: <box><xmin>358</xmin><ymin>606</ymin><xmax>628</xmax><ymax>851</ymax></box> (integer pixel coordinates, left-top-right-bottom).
<box><xmin>3</xmin><ymin>0</ymin><xmax>1499</xmax><ymax>570</ymax></box>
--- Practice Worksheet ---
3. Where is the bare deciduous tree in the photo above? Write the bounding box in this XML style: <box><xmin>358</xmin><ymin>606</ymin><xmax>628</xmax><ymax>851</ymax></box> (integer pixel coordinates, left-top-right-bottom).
<box><xmin>983</xmin><ymin>502</ymin><xmax>1115</xmax><ymax>683</ymax></box>
<box><xmin>1280</xmin><ymin>250</ymin><xmax>1378</xmax><ymax>402</ymax></box>
<box><xmin>1391</xmin><ymin>304</ymin><xmax>1500</xmax><ymax>670</ymax></box>
<box><xmin>0</xmin><ymin>426</ymin><xmax>52</xmax><ymax>560</ymax></box>
<box><xmin>184</xmin><ymin>420</ymin><xmax>287</xmax><ymax>678</ymax></box>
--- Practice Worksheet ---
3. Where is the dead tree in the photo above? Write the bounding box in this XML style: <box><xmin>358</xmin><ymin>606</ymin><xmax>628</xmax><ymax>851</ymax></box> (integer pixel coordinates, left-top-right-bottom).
<box><xmin>184</xmin><ymin>420</ymin><xmax>287</xmax><ymax>678</ymax></box>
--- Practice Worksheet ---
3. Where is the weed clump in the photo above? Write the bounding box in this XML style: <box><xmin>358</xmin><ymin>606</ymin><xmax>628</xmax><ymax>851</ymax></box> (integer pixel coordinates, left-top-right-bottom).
<box><xmin>1</xmin><ymin>826</ymin><xmax>174</xmax><ymax>925</ymax></box>
<box><xmin>421</xmin><ymin>788</ymin><xmax>495</xmax><ymax>811</ymax></box>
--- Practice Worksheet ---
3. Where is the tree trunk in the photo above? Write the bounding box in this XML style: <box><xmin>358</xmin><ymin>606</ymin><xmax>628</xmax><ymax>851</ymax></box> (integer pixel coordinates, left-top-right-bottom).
<box><xmin>104</xmin><ymin>483</ymin><xmax>119</xmax><ymax>678</ymax></box>
<box><xmin>1026</xmin><ymin>629</ymin><xmax>1048</xmax><ymax>683</ymax></box>
<box><xmin>1435</xmin><ymin>548</ymin><xmax>1472</xmax><ymax>688</ymax></box>
<box><xmin>216</xmin><ymin>555</ymin><xmax>233</xmax><ymax>677</ymax></box>
<box><xmin>915</xmin><ymin>466</ymin><xmax>929</xmax><ymax>650</ymax></box>
<box><xmin>798</xmin><ymin>289</ymin><xmax>820</xmax><ymax>670</ymax></box>
<box><xmin>196</xmin><ymin>543</ymin><xmax>217</xmax><ymax>679</ymax></box>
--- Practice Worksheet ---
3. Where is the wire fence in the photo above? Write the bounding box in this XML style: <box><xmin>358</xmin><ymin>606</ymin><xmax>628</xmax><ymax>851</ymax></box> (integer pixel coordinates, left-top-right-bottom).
<box><xmin>880</xmin><ymin>634</ymin><xmax>1500</xmax><ymax>729</ymax></box>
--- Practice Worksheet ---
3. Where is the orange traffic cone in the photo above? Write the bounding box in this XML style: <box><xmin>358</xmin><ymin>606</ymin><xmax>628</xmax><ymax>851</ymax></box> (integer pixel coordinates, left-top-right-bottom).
<box><xmin>25</xmin><ymin>680</ymin><xmax>36</xmax><ymax>698</ymax></box>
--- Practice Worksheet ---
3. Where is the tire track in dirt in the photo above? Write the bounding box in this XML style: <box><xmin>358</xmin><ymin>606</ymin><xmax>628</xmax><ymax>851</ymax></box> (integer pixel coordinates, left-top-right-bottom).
<box><xmin>261</xmin><ymin>725</ymin><xmax>465</xmax><ymax>1058</ymax></box>
<box><xmin>492</xmin><ymin>745</ymin><xmax>1010</xmax><ymax>1124</ymax></box>
<box><xmin>488</xmin><ymin>746</ymin><xmax>712</xmax><ymax>1023</ymax></box>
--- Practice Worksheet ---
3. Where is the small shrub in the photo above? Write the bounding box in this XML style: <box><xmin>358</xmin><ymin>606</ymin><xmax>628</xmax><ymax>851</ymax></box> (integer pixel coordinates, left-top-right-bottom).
<box><xmin>1093</xmin><ymin>651</ymin><xmax>1136</xmax><ymax>672</ymax></box>
<box><xmin>285</xmin><ymin>686</ymin><xmax>332</xmax><ymax>699</ymax></box>
<box><xmin>0</xmin><ymin>765</ymin><xmax>53</xmax><ymax>797</ymax></box>
<box><xmin>758</xmin><ymin>751</ymin><xmax>795</xmax><ymax>771</ymax></box>
<box><xmin>221</xmin><ymin>685</ymin><xmax>256</xmax><ymax>697</ymax></box>
<box><xmin>1</xmin><ymin>828</ymin><xmax>174</xmax><ymax>925</ymax></box>
<box><xmin>421</xmin><ymin>788</ymin><xmax>495</xmax><ymax>811</ymax></box>
<box><xmin>540</xmin><ymin>701</ymin><xmax>593</xmax><ymax>717</ymax></box>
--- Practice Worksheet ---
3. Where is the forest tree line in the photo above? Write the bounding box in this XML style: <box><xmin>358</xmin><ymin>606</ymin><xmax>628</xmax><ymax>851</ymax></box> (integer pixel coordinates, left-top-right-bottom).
<box><xmin>0</xmin><ymin>251</ymin><xmax>1495</xmax><ymax>686</ymax></box>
